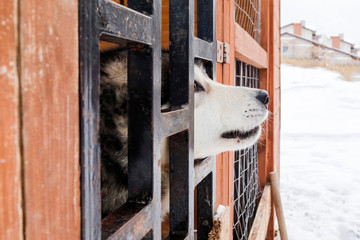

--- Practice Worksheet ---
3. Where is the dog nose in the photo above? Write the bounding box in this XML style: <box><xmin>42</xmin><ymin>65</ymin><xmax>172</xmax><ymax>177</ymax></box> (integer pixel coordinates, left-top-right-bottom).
<box><xmin>255</xmin><ymin>90</ymin><xmax>269</xmax><ymax>105</ymax></box>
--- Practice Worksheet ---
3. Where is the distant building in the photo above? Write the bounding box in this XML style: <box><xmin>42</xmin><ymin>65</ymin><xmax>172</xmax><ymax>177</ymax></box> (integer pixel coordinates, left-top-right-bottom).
<box><xmin>331</xmin><ymin>34</ymin><xmax>354</xmax><ymax>54</ymax></box>
<box><xmin>281</xmin><ymin>22</ymin><xmax>360</xmax><ymax>65</ymax></box>
<box><xmin>281</xmin><ymin>21</ymin><xmax>316</xmax><ymax>41</ymax></box>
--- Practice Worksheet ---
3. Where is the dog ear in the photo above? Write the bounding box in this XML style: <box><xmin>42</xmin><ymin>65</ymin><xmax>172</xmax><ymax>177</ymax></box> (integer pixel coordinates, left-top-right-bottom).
<box><xmin>194</xmin><ymin>59</ymin><xmax>206</xmax><ymax>73</ymax></box>
<box><xmin>195</xmin><ymin>59</ymin><xmax>213</xmax><ymax>79</ymax></box>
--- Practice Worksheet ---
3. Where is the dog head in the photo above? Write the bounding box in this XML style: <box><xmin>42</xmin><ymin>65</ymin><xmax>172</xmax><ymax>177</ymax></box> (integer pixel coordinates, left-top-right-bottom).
<box><xmin>193</xmin><ymin>64</ymin><xmax>269</xmax><ymax>159</ymax></box>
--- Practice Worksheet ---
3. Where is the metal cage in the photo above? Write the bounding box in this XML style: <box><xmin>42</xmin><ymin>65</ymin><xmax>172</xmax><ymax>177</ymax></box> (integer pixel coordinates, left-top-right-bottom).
<box><xmin>79</xmin><ymin>0</ymin><xmax>217</xmax><ymax>239</ymax></box>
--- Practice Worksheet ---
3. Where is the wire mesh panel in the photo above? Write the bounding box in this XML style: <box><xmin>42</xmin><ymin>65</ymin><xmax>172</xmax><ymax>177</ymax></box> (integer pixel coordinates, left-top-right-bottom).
<box><xmin>234</xmin><ymin>0</ymin><xmax>261</xmax><ymax>43</ymax></box>
<box><xmin>233</xmin><ymin>60</ymin><xmax>261</xmax><ymax>240</ymax></box>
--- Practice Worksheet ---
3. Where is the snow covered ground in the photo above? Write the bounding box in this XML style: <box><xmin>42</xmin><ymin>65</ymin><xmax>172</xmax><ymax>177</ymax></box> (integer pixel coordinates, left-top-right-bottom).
<box><xmin>280</xmin><ymin>65</ymin><xmax>360</xmax><ymax>240</ymax></box>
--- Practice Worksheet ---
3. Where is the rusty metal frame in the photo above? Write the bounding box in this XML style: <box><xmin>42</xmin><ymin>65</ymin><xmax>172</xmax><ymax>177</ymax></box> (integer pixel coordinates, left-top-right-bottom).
<box><xmin>79</xmin><ymin>0</ymin><xmax>217</xmax><ymax>239</ymax></box>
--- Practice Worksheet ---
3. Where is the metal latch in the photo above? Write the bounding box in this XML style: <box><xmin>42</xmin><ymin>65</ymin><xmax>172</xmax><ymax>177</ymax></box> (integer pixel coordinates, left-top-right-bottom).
<box><xmin>217</xmin><ymin>41</ymin><xmax>230</xmax><ymax>64</ymax></box>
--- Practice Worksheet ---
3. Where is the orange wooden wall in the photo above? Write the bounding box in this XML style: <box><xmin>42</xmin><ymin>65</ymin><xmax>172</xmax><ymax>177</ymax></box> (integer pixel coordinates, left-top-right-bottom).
<box><xmin>0</xmin><ymin>1</ymin><xmax>22</xmax><ymax>239</ymax></box>
<box><xmin>0</xmin><ymin>0</ymin><xmax>81</xmax><ymax>239</ymax></box>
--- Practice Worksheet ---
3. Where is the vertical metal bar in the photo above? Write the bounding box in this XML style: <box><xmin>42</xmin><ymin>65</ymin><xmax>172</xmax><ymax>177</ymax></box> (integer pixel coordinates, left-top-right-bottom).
<box><xmin>197</xmin><ymin>0</ymin><xmax>213</xmax><ymax>42</ymax></box>
<box><xmin>151</xmin><ymin>0</ymin><xmax>163</xmax><ymax>237</ymax></box>
<box><xmin>197</xmin><ymin>173</ymin><xmax>213</xmax><ymax>240</ymax></box>
<box><xmin>169</xmin><ymin>0</ymin><xmax>194</xmax><ymax>107</ymax></box>
<box><xmin>236</xmin><ymin>61</ymin><xmax>239</xmax><ymax>86</ymax></box>
<box><xmin>169</xmin><ymin>0</ymin><xmax>195</xmax><ymax>238</ymax></box>
<box><xmin>127</xmin><ymin>0</ymin><xmax>162</xmax><ymax>236</ymax></box>
<box><xmin>240</xmin><ymin>61</ymin><xmax>244</xmax><ymax>86</ymax></box>
<box><xmin>79</xmin><ymin>0</ymin><xmax>101</xmax><ymax>239</ymax></box>
<box><xmin>196</xmin><ymin>0</ymin><xmax>216</xmax><ymax>238</ymax></box>
<box><xmin>212</xmin><ymin>0</ymin><xmax>217</xmax><ymax>82</ymax></box>
<box><xmin>127</xmin><ymin>46</ymin><xmax>153</xmax><ymax>205</ymax></box>
<box><xmin>169</xmin><ymin>131</ymin><xmax>193</xmax><ymax>238</ymax></box>
<box><xmin>244</xmin><ymin>63</ymin><xmax>248</xmax><ymax>86</ymax></box>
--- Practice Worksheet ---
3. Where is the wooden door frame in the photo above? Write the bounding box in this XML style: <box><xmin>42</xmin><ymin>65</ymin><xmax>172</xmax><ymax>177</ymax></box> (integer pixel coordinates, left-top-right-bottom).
<box><xmin>215</xmin><ymin>1</ymin><xmax>236</xmax><ymax>239</ymax></box>
<box><xmin>216</xmin><ymin>0</ymin><xmax>280</xmax><ymax>239</ymax></box>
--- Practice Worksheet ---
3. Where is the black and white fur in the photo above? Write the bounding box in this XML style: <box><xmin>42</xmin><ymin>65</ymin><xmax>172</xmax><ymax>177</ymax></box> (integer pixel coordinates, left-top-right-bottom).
<box><xmin>100</xmin><ymin>49</ymin><xmax>269</xmax><ymax>218</ymax></box>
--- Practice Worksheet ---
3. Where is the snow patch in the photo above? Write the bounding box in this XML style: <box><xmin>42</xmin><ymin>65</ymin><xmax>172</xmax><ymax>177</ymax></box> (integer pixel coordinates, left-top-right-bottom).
<box><xmin>280</xmin><ymin>64</ymin><xmax>360</xmax><ymax>240</ymax></box>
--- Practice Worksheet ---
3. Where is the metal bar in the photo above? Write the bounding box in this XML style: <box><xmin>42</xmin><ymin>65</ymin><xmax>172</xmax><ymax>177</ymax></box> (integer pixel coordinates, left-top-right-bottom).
<box><xmin>211</xmin><ymin>0</ymin><xmax>217</xmax><ymax>79</ymax></box>
<box><xmin>197</xmin><ymin>0</ymin><xmax>213</xmax><ymax>42</ymax></box>
<box><xmin>149</xmin><ymin>0</ymin><xmax>163</xmax><ymax>238</ymax></box>
<box><xmin>169</xmin><ymin>0</ymin><xmax>194</xmax><ymax>107</ymax></box>
<box><xmin>161</xmin><ymin>109</ymin><xmax>191</xmax><ymax>138</ymax></box>
<box><xmin>79</xmin><ymin>0</ymin><xmax>101</xmax><ymax>238</ymax></box>
<box><xmin>194</xmin><ymin>38</ymin><xmax>213</xmax><ymax>61</ymax></box>
<box><xmin>101</xmin><ymin>203</ymin><xmax>153</xmax><ymax>239</ymax></box>
<box><xmin>194</xmin><ymin>157</ymin><xmax>214</xmax><ymax>186</ymax></box>
<box><xmin>197</xmin><ymin>173</ymin><xmax>213</xmax><ymax>240</ymax></box>
<box><xmin>169</xmin><ymin>0</ymin><xmax>195</xmax><ymax>238</ymax></box>
<box><xmin>127</xmin><ymin>46</ymin><xmax>153</xmax><ymax>205</ymax></box>
<box><xmin>98</xmin><ymin>0</ymin><xmax>153</xmax><ymax>45</ymax></box>
<box><xmin>125</xmin><ymin>0</ymin><xmax>162</xmax><ymax>236</ymax></box>
<box><xmin>169</xmin><ymin>131</ymin><xmax>193</xmax><ymax>238</ymax></box>
<box><xmin>195</xmin><ymin>1</ymin><xmax>217</xmax><ymax>239</ymax></box>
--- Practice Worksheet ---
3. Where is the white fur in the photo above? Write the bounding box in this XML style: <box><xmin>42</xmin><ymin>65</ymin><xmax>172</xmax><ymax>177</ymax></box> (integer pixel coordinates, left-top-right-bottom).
<box><xmin>161</xmin><ymin>65</ymin><xmax>268</xmax><ymax>219</ymax></box>
<box><xmin>193</xmin><ymin>65</ymin><xmax>268</xmax><ymax>158</ymax></box>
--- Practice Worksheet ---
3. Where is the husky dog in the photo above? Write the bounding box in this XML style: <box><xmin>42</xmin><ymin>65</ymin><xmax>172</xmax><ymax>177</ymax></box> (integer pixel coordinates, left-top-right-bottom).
<box><xmin>100</xmin><ymin>48</ymin><xmax>269</xmax><ymax>218</ymax></box>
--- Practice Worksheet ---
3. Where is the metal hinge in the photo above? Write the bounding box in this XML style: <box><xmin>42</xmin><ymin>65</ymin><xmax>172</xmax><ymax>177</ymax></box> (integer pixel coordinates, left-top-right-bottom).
<box><xmin>216</xmin><ymin>41</ymin><xmax>230</xmax><ymax>64</ymax></box>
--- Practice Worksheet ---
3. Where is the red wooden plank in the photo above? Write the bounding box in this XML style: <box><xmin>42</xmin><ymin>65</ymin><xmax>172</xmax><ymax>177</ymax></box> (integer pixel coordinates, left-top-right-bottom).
<box><xmin>258</xmin><ymin>0</ymin><xmax>270</xmax><ymax>188</ymax></box>
<box><xmin>235</xmin><ymin>24</ymin><xmax>268</xmax><ymax>69</ymax></box>
<box><xmin>248</xmin><ymin>185</ymin><xmax>272</xmax><ymax>240</ymax></box>
<box><xmin>0</xmin><ymin>1</ymin><xmax>23</xmax><ymax>239</ymax></box>
<box><xmin>214</xmin><ymin>1</ymin><xmax>236</xmax><ymax>239</ymax></box>
<box><xmin>20</xmin><ymin>0</ymin><xmax>81</xmax><ymax>239</ymax></box>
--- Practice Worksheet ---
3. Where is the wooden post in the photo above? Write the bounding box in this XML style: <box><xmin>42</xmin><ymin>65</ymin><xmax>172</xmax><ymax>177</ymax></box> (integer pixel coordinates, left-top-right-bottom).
<box><xmin>215</xmin><ymin>0</ymin><xmax>235</xmax><ymax>239</ymax></box>
<box><xmin>258</xmin><ymin>0</ymin><xmax>281</xmax><ymax>238</ymax></box>
<box><xmin>269</xmin><ymin>172</ymin><xmax>288</xmax><ymax>240</ymax></box>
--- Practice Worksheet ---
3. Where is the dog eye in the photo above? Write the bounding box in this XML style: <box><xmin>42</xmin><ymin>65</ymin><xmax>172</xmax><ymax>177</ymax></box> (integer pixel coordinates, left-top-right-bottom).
<box><xmin>194</xmin><ymin>81</ymin><xmax>204</xmax><ymax>92</ymax></box>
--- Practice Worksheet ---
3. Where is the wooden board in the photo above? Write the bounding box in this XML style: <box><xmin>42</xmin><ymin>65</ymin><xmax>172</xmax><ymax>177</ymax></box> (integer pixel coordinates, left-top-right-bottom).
<box><xmin>20</xmin><ymin>0</ymin><xmax>81</xmax><ymax>239</ymax></box>
<box><xmin>215</xmin><ymin>0</ymin><xmax>235</xmax><ymax>239</ymax></box>
<box><xmin>248</xmin><ymin>184</ymin><xmax>272</xmax><ymax>240</ymax></box>
<box><xmin>0</xmin><ymin>1</ymin><xmax>23</xmax><ymax>239</ymax></box>
<box><xmin>235</xmin><ymin>24</ymin><xmax>268</xmax><ymax>69</ymax></box>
